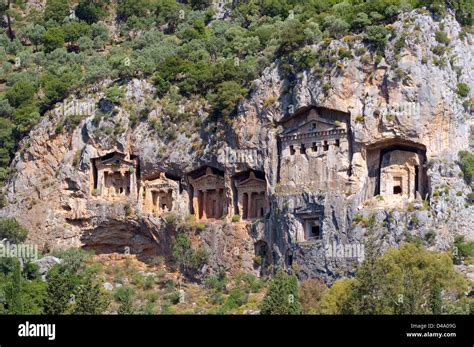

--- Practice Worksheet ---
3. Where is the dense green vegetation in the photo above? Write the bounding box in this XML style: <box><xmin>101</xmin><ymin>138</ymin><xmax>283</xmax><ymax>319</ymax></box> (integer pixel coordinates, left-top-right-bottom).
<box><xmin>0</xmin><ymin>217</ymin><xmax>28</xmax><ymax>243</ymax></box>
<box><xmin>0</xmin><ymin>0</ymin><xmax>472</xmax><ymax>195</ymax></box>
<box><xmin>259</xmin><ymin>269</ymin><xmax>302</xmax><ymax>314</ymax></box>
<box><xmin>0</xmin><ymin>2</ymin><xmax>473</xmax><ymax>314</ymax></box>
<box><xmin>0</xmin><ymin>216</ymin><xmax>472</xmax><ymax>314</ymax></box>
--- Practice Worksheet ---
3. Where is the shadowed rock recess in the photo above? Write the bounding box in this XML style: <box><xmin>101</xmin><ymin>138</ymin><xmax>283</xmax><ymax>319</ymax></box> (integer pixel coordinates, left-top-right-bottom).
<box><xmin>1</xmin><ymin>9</ymin><xmax>473</xmax><ymax>283</ymax></box>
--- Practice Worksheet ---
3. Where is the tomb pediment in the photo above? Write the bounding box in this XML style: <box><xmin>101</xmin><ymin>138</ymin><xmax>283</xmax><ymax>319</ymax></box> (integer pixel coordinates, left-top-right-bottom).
<box><xmin>192</xmin><ymin>175</ymin><xmax>225</xmax><ymax>189</ymax></box>
<box><xmin>279</xmin><ymin>106</ymin><xmax>349</xmax><ymax>143</ymax></box>
<box><xmin>294</xmin><ymin>205</ymin><xmax>323</xmax><ymax>218</ymax></box>
<box><xmin>90</xmin><ymin>151</ymin><xmax>139</xmax><ymax>200</ymax></box>
<box><xmin>143</xmin><ymin>172</ymin><xmax>178</xmax><ymax>191</ymax></box>
<box><xmin>189</xmin><ymin>166</ymin><xmax>227</xmax><ymax>220</ymax></box>
<box><xmin>281</xmin><ymin>119</ymin><xmax>344</xmax><ymax>136</ymax></box>
<box><xmin>96</xmin><ymin>151</ymin><xmax>136</xmax><ymax>170</ymax></box>
<box><xmin>236</xmin><ymin>172</ymin><xmax>266</xmax><ymax>189</ymax></box>
<box><xmin>190</xmin><ymin>167</ymin><xmax>225</xmax><ymax>190</ymax></box>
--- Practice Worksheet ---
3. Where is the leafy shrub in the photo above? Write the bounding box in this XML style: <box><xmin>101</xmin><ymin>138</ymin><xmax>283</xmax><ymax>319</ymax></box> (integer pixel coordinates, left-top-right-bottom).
<box><xmin>319</xmin><ymin>278</ymin><xmax>353</xmax><ymax>314</ymax></box>
<box><xmin>43</xmin><ymin>267</ymin><xmax>76</xmax><ymax>314</ymax></box>
<box><xmin>364</xmin><ymin>25</ymin><xmax>389</xmax><ymax>52</ymax></box>
<box><xmin>44</xmin><ymin>0</ymin><xmax>70</xmax><ymax>22</ymax></box>
<box><xmin>204</xmin><ymin>274</ymin><xmax>226</xmax><ymax>293</ymax></box>
<box><xmin>76</xmin><ymin>0</ymin><xmax>109</xmax><ymax>24</ymax></box>
<box><xmin>338</xmin><ymin>47</ymin><xmax>353</xmax><ymax>59</ymax></box>
<box><xmin>0</xmin><ymin>218</ymin><xmax>28</xmax><ymax>243</ymax></box>
<box><xmin>115</xmin><ymin>287</ymin><xmax>135</xmax><ymax>314</ymax></box>
<box><xmin>105</xmin><ymin>85</ymin><xmax>125</xmax><ymax>104</ymax></box>
<box><xmin>220</xmin><ymin>287</ymin><xmax>248</xmax><ymax>313</ymax></box>
<box><xmin>299</xmin><ymin>278</ymin><xmax>327</xmax><ymax>314</ymax></box>
<box><xmin>172</xmin><ymin>232</ymin><xmax>208</xmax><ymax>274</ymax></box>
<box><xmin>432</xmin><ymin>45</ymin><xmax>446</xmax><ymax>56</ymax></box>
<box><xmin>234</xmin><ymin>272</ymin><xmax>263</xmax><ymax>293</ymax></box>
<box><xmin>52</xmin><ymin>248</ymin><xmax>90</xmax><ymax>273</ymax></box>
<box><xmin>6</xmin><ymin>80</ymin><xmax>36</xmax><ymax>108</ymax></box>
<box><xmin>458</xmin><ymin>150</ymin><xmax>474</xmax><ymax>186</ymax></box>
<box><xmin>453</xmin><ymin>235</ymin><xmax>474</xmax><ymax>260</ymax></box>
<box><xmin>42</xmin><ymin>27</ymin><xmax>65</xmax><ymax>53</ymax></box>
<box><xmin>457</xmin><ymin>83</ymin><xmax>470</xmax><ymax>98</ymax></box>
<box><xmin>435</xmin><ymin>31</ymin><xmax>450</xmax><ymax>44</ymax></box>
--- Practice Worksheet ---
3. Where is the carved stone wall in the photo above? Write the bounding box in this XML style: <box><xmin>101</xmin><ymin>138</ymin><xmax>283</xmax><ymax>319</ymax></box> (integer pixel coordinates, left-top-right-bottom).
<box><xmin>380</xmin><ymin>150</ymin><xmax>421</xmax><ymax>200</ymax></box>
<box><xmin>189</xmin><ymin>167</ymin><xmax>227</xmax><ymax>220</ymax></box>
<box><xmin>235</xmin><ymin>171</ymin><xmax>267</xmax><ymax>219</ymax></box>
<box><xmin>141</xmin><ymin>172</ymin><xmax>179</xmax><ymax>215</ymax></box>
<box><xmin>278</xmin><ymin>107</ymin><xmax>351</xmax><ymax>193</ymax></box>
<box><xmin>91</xmin><ymin>151</ymin><xmax>138</xmax><ymax>200</ymax></box>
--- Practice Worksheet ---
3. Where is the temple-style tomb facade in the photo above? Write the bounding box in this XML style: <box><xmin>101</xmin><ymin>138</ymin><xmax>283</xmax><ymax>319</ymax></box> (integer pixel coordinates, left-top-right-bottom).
<box><xmin>91</xmin><ymin>151</ymin><xmax>138</xmax><ymax>200</ymax></box>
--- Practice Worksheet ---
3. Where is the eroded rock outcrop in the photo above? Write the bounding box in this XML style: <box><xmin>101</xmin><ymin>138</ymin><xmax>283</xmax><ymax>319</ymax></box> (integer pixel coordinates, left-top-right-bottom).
<box><xmin>1</xmin><ymin>10</ymin><xmax>473</xmax><ymax>281</ymax></box>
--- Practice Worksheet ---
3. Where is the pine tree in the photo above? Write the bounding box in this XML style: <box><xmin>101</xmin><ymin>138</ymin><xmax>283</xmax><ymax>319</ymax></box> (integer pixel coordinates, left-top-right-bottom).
<box><xmin>43</xmin><ymin>269</ymin><xmax>73</xmax><ymax>315</ymax></box>
<box><xmin>74</xmin><ymin>276</ymin><xmax>110</xmax><ymax>314</ymax></box>
<box><xmin>116</xmin><ymin>287</ymin><xmax>134</xmax><ymax>315</ymax></box>
<box><xmin>259</xmin><ymin>270</ymin><xmax>302</xmax><ymax>315</ymax></box>
<box><xmin>431</xmin><ymin>282</ymin><xmax>442</xmax><ymax>314</ymax></box>
<box><xmin>346</xmin><ymin>213</ymin><xmax>384</xmax><ymax>314</ymax></box>
<box><xmin>5</xmin><ymin>259</ymin><xmax>23</xmax><ymax>314</ymax></box>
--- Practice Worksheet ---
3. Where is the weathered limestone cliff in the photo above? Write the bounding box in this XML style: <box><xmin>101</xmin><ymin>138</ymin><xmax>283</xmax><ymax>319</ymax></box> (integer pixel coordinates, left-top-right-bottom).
<box><xmin>1</xmin><ymin>10</ymin><xmax>473</xmax><ymax>282</ymax></box>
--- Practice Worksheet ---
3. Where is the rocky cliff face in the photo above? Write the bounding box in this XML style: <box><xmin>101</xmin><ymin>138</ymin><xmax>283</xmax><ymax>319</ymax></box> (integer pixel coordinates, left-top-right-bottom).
<box><xmin>1</xmin><ymin>10</ymin><xmax>473</xmax><ymax>282</ymax></box>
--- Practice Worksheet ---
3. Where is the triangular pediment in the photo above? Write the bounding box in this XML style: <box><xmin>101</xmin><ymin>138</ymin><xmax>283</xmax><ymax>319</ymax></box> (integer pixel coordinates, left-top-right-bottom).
<box><xmin>238</xmin><ymin>176</ymin><xmax>266</xmax><ymax>187</ymax></box>
<box><xmin>282</xmin><ymin>118</ymin><xmax>343</xmax><ymax>135</ymax></box>
<box><xmin>192</xmin><ymin>172</ymin><xmax>225</xmax><ymax>189</ymax></box>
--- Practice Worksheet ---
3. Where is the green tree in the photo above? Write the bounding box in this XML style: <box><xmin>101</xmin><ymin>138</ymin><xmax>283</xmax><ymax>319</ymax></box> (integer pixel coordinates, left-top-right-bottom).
<box><xmin>2</xmin><ymin>0</ymin><xmax>26</xmax><ymax>40</ymax></box>
<box><xmin>43</xmin><ymin>268</ymin><xmax>75</xmax><ymax>314</ymax></box>
<box><xmin>0</xmin><ymin>97</ymin><xmax>14</xmax><ymax>117</ymax></box>
<box><xmin>277</xmin><ymin>19</ymin><xmax>307</xmax><ymax>55</ymax></box>
<box><xmin>76</xmin><ymin>0</ymin><xmax>109</xmax><ymax>24</ymax></box>
<box><xmin>209</xmin><ymin>81</ymin><xmax>247</xmax><ymax>120</ymax></box>
<box><xmin>74</xmin><ymin>276</ymin><xmax>110</xmax><ymax>314</ymax></box>
<box><xmin>185</xmin><ymin>0</ymin><xmax>212</xmax><ymax>10</ymax></box>
<box><xmin>20</xmin><ymin>24</ymin><xmax>46</xmax><ymax>51</ymax></box>
<box><xmin>458</xmin><ymin>150</ymin><xmax>474</xmax><ymax>186</ymax></box>
<box><xmin>364</xmin><ymin>25</ymin><xmax>390</xmax><ymax>52</ymax></box>
<box><xmin>44</xmin><ymin>0</ymin><xmax>70</xmax><ymax>22</ymax></box>
<box><xmin>172</xmin><ymin>232</ymin><xmax>208</xmax><ymax>274</ymax></box>
<box><xmin>319</xmin><ymin>278</ymin><xmax>354</xmax><ymax>314</ymax></box>
<box><xmin>259</xmin><ymin>270</ymin><xmax>302</xmax><ymax>315</ymax></box>
<box><xmin>453</xmin><ymin>235</ymin><xmax>474</xmax><ymax>264</ymax></box>
<box><xmin>322</xmin><ymin>15</ymin><xmax>350</xmax><ymax>38</ymax></box>
<box><xmin>346</xmin><ymin>243</ymin><xmax>467</xmax><ymax>314</ymax></box>
<box><xmin>52</xmin><ymin>248</ymin><xmax>89</xmax><ymax>273</ymax></box>
<box><xmin>0</xmin><ymin>117</ymin><xmax>15</xmax><ymax>153</ymax></box>
<box><xmin>40</xmin><ymin>73</ymin><xmax>70</xmax><ymax>109</ymax></box>
<box><xmin>115</xmin><ymin>287</ymin><xmax>134</xmax><ymax>314</ymax></box>
<box><xmin>299</xmin><ymin>278</ymin><xmax>327</xmax><ymax>314</ymax></box>
<box><xmin>91</xmin><ymin>22</ymin><xmax>109</xmax><ymax>49</ymax></box>
<box><xmin>63</xmin><ymin>21</ymin><xmax>91</xmax><ymax>46</ymax></box>
<box><xmin>13</xmin><ymin>104</ymin><xmax>40</xmax><ymax>136</ymax></box>
<box><xmin>6</xmin><ymin>79</ymin><xmax>36</xmax><ymax>107</ymax></box>
<box><xmin>430</xmin><ymin>282</ymin><xmax>442</xmax><ymax>314</ymax></box>
<box><xmin>0</xmin><ymin>218</ymin><xmax>28</xmax><ymax>243</ymax></box>
<box><xmin>117</xmin><ymin>0</ymin><xmax>152</xmax><ymax>21</ymax></box>
<box><xmin>42</xmin><ymin>27</ymin><xmax>65</xmax><ymax>53</ymax></box>
<box><xmin>4</xmin><ymin>259</ymin><xmax>23</xmax><ymax>314</ymax></box>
